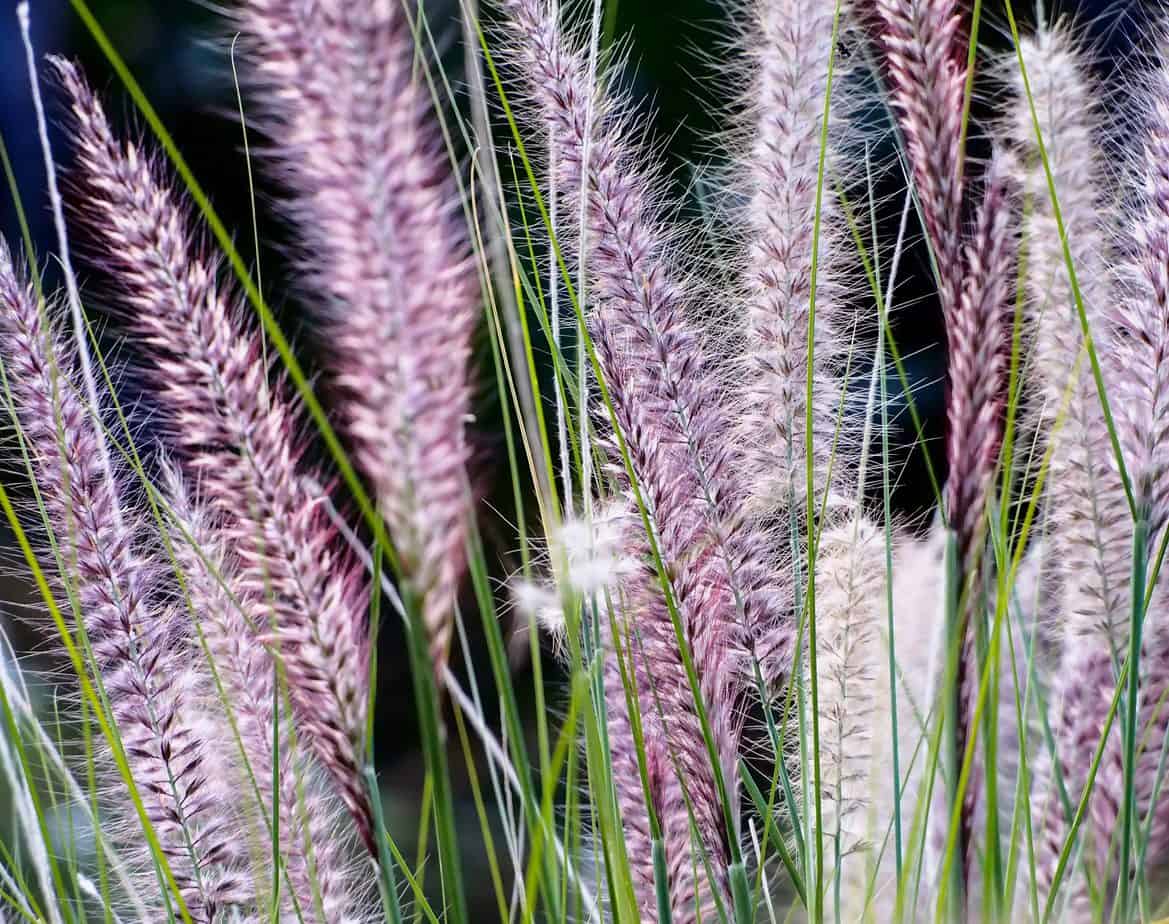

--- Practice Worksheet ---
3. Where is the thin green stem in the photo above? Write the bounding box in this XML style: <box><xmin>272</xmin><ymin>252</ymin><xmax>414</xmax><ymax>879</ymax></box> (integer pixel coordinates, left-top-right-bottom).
<box><xmin>1116</xmin><ymin>518</ymin><xmax>1149</xmax><ymax>921</ymax></box>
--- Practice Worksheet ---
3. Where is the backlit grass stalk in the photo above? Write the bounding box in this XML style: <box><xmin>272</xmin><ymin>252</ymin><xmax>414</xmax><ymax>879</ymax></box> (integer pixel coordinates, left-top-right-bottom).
<box><xmin>53</xmin><ymin>59</ymin><xmax>374</xmax><ymax>853</ymax></box>
<box><xmin>0</xmin><ymin>241</ymin><xmax>245</xmax><ymax>921</ymax></box>
<box><xmin>497</xmin><ymin>0</ymin><xmax>790</xmax><ymax>918</ymax></box>
<box><xmin>810</xmin><ymin>513</ymin><xmax>884</xmax><ymax>918</ymax></box>
<box><xmin>236</xmin><ymin>0</ymin><xmax>479</xmax><ymax>680</ymax></box>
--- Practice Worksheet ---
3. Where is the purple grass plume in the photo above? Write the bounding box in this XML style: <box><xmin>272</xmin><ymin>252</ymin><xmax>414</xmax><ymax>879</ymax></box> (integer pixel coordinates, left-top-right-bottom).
<box><xmin>1113</xmin><ymin>51</ymin><xmax>1169</xmax><ymax>538</ymax></box>
<box><xmin>0</xmin><ymin>240</ymin><xmax>248</xmax><ymax>921</ymax></box>
<box><xmin>10</xmin><ymin>0</ymin><xmax>1169</xmax><ymax>920</ymax></box>
<box><xmin>1006</xmin><ymin>28</ymin><xmax>1134</xmax><ymax>914</ymax></box>
<box><xmin>944</xmin><ymin>155</ymin><xmax>1018</xmax><ymax>573</ymax></box>
<box><xmin>162</xmin><ymin>465</ymin><xmax>373</xmax><ymax>923</ymax></box>
<box><xmin>871</xmin><ymin>0</ymin><xmax>1026</xmax><ymax>888</ymax></box>
<box><xmin>236</xmin><ymin>0</ymin><xmax>479</xmax><ymax>680</ymax></box>
<box><xmin>52</xmin><ymin>59</ymin><xmax>375</xmax><ymax>854</ymax></box>
<box><xmin>498</xmin><ymin>0</ymin><xmax>792</xmax><ymax>918</ymax></box>
<box><xmin>871</xmin><ymin>0</ymin><xmax>968</xmax><ymax>318</ymax></box>
<box><xmin>1011</xmin><ymin>27</ymin><xmax>1129</xmax><ymax>654</ymax></box>
<box><xmin>736</xmin><ymin>0</ymin><xmax>856</xmax><ymax>517</ymax></box>
<box><xmin>1078</xmin><ymin>39</ymin><xmax>1169</xmax><ymax>908</ymax></box>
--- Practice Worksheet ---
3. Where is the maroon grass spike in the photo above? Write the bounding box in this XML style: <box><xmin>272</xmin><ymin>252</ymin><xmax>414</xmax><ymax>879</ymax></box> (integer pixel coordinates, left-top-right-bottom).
<box><xmin>871</xmin><ymin>0</ymin><xmax>968</xmax><ymax>317</ymax></box>
<box><xmin>52</xmin><ymin>59</ymin><xmax>375</xmax><ymax>854</ymax></box>
<box><xmin>237</xmin><ymin>0</ymin><xmax>479</xmax><ymax>679</ymax></box>
<box><xmin>0</xmin><ymin>240</ymin><xmax>248</xmax><ymax>921</ymax></box>
<box><xmin>944</xmin><ymin>156</ymin><xmax>1016</xmax><ymax>572</ymax></box>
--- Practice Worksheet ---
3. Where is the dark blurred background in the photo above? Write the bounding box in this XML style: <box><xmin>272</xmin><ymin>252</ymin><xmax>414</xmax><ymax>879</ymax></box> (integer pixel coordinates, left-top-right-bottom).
<box><xmin>0</xmin><ymin>0</ymin><xmax>1155</xmax><ymax>909</ymax></box>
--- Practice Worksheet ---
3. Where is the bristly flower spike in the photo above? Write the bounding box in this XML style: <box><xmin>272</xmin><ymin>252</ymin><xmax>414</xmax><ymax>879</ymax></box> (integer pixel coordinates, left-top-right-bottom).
<box><xmin>1113</xmin><ymin>47</ymin><xmax>1169</xmax><ymax>537</ymax></box>
<box><xmin>52</xmin><ymin>59</ymin><xmax>375</xmax><ymax>853</ymax></box>
<box><xmin>1011</xmin><ymin>27</ymin><xmax>1129</xmax><ymax>653</ymax></box>
<box><xmin>1006</xmin><ymin>28</ymin><xmax>1132</xmax><ymax>913</ymax></box>
<box><xmin>871</xmin><ymin>0</ymin><xmax>968</xmax><ymax>317</ymax></box>
<box><xmin>0</xmin><ymin>240</ymin><xmax>247</xmax><ymax>922</ymax></box>
<box><xmin>498</xmin><ymin>0</ymin><xmax>790</xmax><ymax>918</ymax></box>
<box><xmin>872</xmin><ymin>0</ymin><xmax>1020</xmax><ymax>897</ymax></box>
<box><xmin>162</xmin><ymin>465</ymin><xmax>373</xmax><ymax>923</ymax></box>
<box><xmin>737</xmin><ymin>0</ymin><xmax>856</xmax><ymax>517</ymax></box>
<box><xmin>237</xmin><ymin>0</ymin><xmax>479</xmax><ymax>679</ymax></box>
<box><xmin>734</xmin><ymin>0</ymin><xmax>896</xmax><ymax>905</ymax></box>
<box><xmin>1082</xmin><ymin>39</ymin><xmax>1169</xmax><ymax>908</ymax></box>
<box><xmin>943</xmin><ymin>155</ymin><xmax>1018</xmax><ymax>574</ymax></box>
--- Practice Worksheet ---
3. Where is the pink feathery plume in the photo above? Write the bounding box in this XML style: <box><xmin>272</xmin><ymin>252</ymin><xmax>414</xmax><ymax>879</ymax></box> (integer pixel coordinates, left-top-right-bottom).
<box><xmin>1012</xmin><ymin>28</ymin><xmax>1128</xmax><ymax>649</ymax></box>
<box><xmin>1085</xmin><ymin>614</ymin><xmax>1169</xmax><ymax>910</ymax></box>
<box><xmin>1078</xmin><ymin>51</ymin><xmax>1169</xmax><ymax>903</ymax></box>
<box><xmin>947</xmin><ymin>154</ymin><xmax>1018</xmax><ymax>891</ymax></box>
<box><xmin>1007</xmin><ymin>29</ymin><xmax>1131</xmax><ymax>911</ymax></box>
<box><xmin>871</xmin><ymin>0</ymin><xmax>968</xmax><ymax>318</ymax></box>
<box><xmin>603</xmin><ymin>548</ymin><xmax>721</xmax><ymax>923</ymax></box>
<box><xmin>52</xmin><ymin>59</ymin><xmax>374</xmax><ymax>854</ymax></box>
<box><xmin>1012</xmin><ymin>27</ymin><xmax>1122</xmax><ymax>585</ymax></box>
<box><xmin>1113</xmin><ymin>64</ymin><xmax>1169</xmax><ymax>537</ymax></box>
<box><xmin>739</xmin><ymin>5</ymin><xmax>897</xmax><ymax>899</ymax></box>
<box><xmin>499</xmin><ymin>0</ymin><xmax>789</xmax><ymax>918</ymax></box>
<box><xmin>944</xmin><ymin>156</ymin><xmax>1016</xmax><ymax>573</ymax></box>
<box><xmin>872</xmin><ymin>0</ymin><xmax>1007</xmax><ymax>567</ymax></box>
<box><xmin>739</xmin><ymin>0</ymin><xmax>854</xmax><ymax>516</ymax></box>
<box><xmin>162</xmin><ymin>466</ymin><xmax>373</xmax><ymax>923</ymax></box>
<box><xmin>872</xmin><ymin>0</ymin><xmax>1016</xmax><ymax>891</ymax></box>
<box><xmin>236</xmin><ymin>0</ymin><xmax>478</xmax><ymax>678</ymax></box>
<box><xmin>0</xmin><ymin>240</ymin><xmax>247</xmax><ymax>921</ymax></box>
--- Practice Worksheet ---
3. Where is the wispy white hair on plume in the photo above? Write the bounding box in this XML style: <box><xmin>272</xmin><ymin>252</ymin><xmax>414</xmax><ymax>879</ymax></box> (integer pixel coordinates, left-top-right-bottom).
<box><xmin>512</xmin><ymin>503</ymin><xmax>637</xmax><ymax>652</ymax></box>
<box><xmin>864</xmin><ymin>525</ymin><xmax>947</xmax><ymax>921</ymax></box>
<box><xmin>1113</xmin><ymin>43</ymin><xmax>1169</xmax><ymax>537</ymax></box>
<box><xmin>1079</xmin><ymin>36</ymin><xmax>1169</xmax><ymax>908</ymax></box>
<box><xmin>1011</xmin><ymin>26</ymin><xmax>1127</xmax><ymax>643</ymax></box>
<box><xmin>811</xmin><ymin>512</ymin><xmax>885</xmax><ymax>917</ymax></box>
<box><xmin>236</xmin><ymin>0</ymin><xmax>479</xmax><ymax>678</ymax></box>
<box><xmin>52</xmin><ymin>59</ymin><xmax>374</xmax><ymax>853</ymax></box>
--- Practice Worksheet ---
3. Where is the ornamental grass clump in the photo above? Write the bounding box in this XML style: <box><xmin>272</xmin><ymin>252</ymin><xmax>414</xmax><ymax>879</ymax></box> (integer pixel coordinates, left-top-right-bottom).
<box><xmin>2</xmin><ymin>0</ymin><xmax>1169</xmax><ymax>922</ymax></box>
